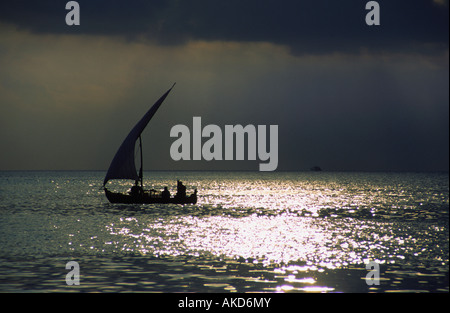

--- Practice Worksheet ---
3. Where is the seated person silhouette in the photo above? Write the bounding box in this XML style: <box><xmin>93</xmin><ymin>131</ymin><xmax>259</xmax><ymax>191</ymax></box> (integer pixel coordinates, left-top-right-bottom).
<box><xmin>130</xmin><ymin>181</ymin><xmax>143</xmax><ymax>196</ymax></box>
<box><xmin>190</xmin><ymin>189</ymin><xmax>198</xmax><ymax>201</ymax></box>
<box><xmin>162</xmin><ymin>186</ymin><xmax>170</xmax><ymax>200</ymax></box>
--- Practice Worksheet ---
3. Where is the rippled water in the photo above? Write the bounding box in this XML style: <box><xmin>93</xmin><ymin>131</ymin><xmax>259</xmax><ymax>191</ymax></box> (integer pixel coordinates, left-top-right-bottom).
<box><xmin>0</xmin><ymin>171</ymin><xmax>448</xmax><ymax>292</ymax></box>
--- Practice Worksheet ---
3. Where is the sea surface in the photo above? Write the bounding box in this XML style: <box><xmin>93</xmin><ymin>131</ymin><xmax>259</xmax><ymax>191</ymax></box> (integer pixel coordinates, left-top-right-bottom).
<box><xmin>0</xmin><ymin>171</ymin><xmax>448</xmax><ymax>293</ymax></box>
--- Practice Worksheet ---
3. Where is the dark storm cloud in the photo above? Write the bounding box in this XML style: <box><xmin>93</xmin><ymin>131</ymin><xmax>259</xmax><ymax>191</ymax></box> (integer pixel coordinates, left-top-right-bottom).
<box><xmin>0</xmin><ymin>1</ymin><xmax>448</xmax><ymax>172</ymax></box>
<box><xmin>1</xmin><ymin>0</ymin><xmax>448</xmax><ymax>54</ymax></box>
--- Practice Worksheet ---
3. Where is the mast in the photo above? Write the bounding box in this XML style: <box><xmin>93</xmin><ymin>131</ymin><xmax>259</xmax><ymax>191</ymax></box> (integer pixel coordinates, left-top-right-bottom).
<box><xmin>139</xmin><ymin>135</ymin><xmax>143</xmax><ymax>188</ymax></box>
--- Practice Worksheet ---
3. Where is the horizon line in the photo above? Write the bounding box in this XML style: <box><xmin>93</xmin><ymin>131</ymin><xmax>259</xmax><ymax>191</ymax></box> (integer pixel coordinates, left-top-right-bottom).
<box><xmin>0</xmin><ymin>169</ymin><xmax>448</xmax><ymax>173</ymax></box>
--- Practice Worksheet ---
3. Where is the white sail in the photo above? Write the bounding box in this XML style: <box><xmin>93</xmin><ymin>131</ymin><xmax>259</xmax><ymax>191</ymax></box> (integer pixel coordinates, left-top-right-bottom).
<box><xmin>103</xmin><ymin>84</ymin><xmax>175</xmax><ymax>186</ymax></box>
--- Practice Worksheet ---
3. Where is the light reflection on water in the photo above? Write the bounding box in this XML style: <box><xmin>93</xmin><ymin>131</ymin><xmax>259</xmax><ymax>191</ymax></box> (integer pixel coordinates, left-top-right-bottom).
<box><xmin>0</xmin><ymin>171</ymin><xmax>448</xmax><ymax>292</ymax></box>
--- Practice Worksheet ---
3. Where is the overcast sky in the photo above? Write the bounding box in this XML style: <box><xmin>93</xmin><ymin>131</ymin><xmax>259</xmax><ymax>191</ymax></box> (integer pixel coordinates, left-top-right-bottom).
<box><xmin>0</xmin><ymin>0</ymin><xmax>448</xmax><ymax>171</ymax></box>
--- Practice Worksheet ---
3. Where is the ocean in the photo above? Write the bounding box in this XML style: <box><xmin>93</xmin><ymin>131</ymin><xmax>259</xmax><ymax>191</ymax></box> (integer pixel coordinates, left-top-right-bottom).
<box><xmin>0</xmin><ymin>171</ymin><xmax>448</xmax><ymax>293</ymax></box>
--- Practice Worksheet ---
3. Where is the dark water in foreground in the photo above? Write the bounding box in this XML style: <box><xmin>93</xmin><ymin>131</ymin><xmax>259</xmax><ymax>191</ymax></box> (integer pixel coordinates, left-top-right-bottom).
<box><xmin>0</xmin><ymin>171</ymin><xmax>448</xmax><ymax>293</ymax></box>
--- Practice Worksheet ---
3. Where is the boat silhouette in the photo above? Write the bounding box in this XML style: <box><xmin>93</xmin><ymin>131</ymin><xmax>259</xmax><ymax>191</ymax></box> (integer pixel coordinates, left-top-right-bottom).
<box><xmin>103</xmin><ymin>84</ymin><xmax>197</xmax><ymax>204</ymax></box>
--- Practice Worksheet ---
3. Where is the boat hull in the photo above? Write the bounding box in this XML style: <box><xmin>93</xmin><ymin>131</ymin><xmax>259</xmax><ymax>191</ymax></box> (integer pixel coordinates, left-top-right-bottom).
<box><xmin>104</xmin><ymin>188</ymin><xmax>197</xmax><ymax>204</ymax></box>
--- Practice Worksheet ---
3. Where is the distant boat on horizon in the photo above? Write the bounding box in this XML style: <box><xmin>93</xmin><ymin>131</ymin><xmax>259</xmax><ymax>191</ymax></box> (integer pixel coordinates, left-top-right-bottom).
<box><xmin>310</xmin><ymin>166</ymin><xmax>322</xmax><ymax>172</ymax></box>
<box><xmin>103</xmin><ymin>83</ymin><xmax>197</xmax><ymax>204</ymax></box>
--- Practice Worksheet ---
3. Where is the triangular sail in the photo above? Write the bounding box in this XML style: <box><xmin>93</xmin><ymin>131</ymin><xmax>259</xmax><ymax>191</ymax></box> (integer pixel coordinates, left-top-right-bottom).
<box><xmin>103</xmin><ymin>84</ymin><xmax>175</xmax><ymax>186</ymax></box>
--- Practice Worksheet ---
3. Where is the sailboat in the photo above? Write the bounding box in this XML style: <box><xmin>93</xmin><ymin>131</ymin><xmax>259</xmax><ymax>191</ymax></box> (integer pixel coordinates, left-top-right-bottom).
<box><xmin>103</xmin><ymin>83</ymin><xmax>197</xmax><ymax>204</ymax></box>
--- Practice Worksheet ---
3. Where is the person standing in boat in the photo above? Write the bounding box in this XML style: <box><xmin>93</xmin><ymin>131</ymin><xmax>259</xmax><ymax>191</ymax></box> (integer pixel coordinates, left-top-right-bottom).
<box><xmin>176</xmin><ymin>180</ymin><xmax>186</xmax><ymax>199</ymax></box>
